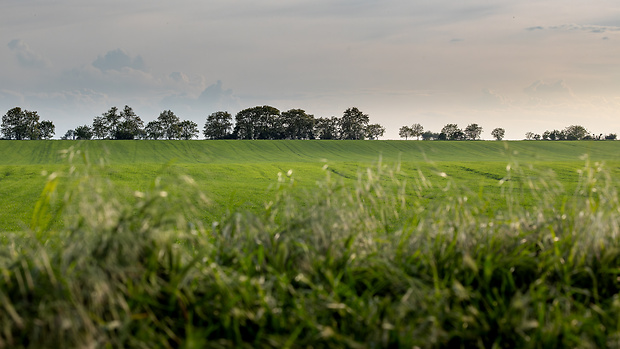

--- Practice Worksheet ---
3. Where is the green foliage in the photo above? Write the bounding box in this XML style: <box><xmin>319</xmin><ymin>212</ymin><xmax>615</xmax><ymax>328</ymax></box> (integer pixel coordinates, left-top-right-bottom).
<box><xmin>280</xmin><ymin>109</ymin><xmax>315</xmax><ymax>140</ymax></box>
<box><xmin>464</xmin><ymin>123</ymin><xmax>483</xmax><ymax>140</ymax></box>
<box><xmin>365</xmin><ymin>123</ymin><xmax>385</xmax><ymax>140</ymax></box>
<box><xmin>203</xmin><ymin>111</ymin><xmax>233</xmax><ymax>140</ymax></box>
<box><xmin>234</xmin><ymin>106</ymin><xmax>282</xmax><ymax>140</ymax></box>
<box><xmin>441</xmin><ymin>123</ymin><xmax>465</xmax><ymax>140</ymax></box>
<box><xmin>340</xmin><ymin>107</ymin><xmax>369</xmax><ymax>140</ymax></box>
<box><xmin>1</xmin><ymin>107</ymin><xmax>55</xmax><ymax>140</ymax></box>
<box><xmin>491</xmin><ymin>127</ymin><xmax>505</xmax><ymax>141</ymax></box>
<box><xmin>314</xmin><ymin>116</ymin><xmax>339</xmax><ymax>140</ymax></box>
<box><xmin>2</xmin><ymin>151</ymin><xmax>620</xmax><ymax>347</ymax></box>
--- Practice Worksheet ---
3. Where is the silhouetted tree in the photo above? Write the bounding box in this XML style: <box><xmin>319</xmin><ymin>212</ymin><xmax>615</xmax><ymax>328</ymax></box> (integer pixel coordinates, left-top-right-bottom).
<box><xmin>491</xmin><ymin>128</ymin><xmax>505</xmax><ymax>141</ymax></box>
<box><xmin>102</xmin><ymin>107</ymin><xmax>121</xmax><ymax>139</ymax></box>
<box><xmin>421</xmin><ymin>131</ymin><xmax>440</xmax><ymax>140</ymax></box>
<box><xmin>314</xmin><ymin>117</ymin><xmax>340</xmax><ymax>140</ymax></box>
<box><xmin>281</xmin><ymin>109</ymin><xmax>315</xmax><ymax>140</ymax></box>
<box><xmin>234</xmin><ymin>106</ymin><xmax>281</xmax><ymax>140</ymax></box>
<box><xmin>92</xmin><ymin>116</ymin><xmax>108</xmax><ymax>139</ymax></box>
<box><xmin>38</xmin><ymin>120</ymin><xmax>55</xmax><ymax>140</ymax></box>
<box><xmin>399</xmin><ymin>126</ymin><xmax>412</xmax><ymax>140</ymax></box>
<box><xmin>464</xmin><ymin>123</ymin><xmax>482</xmax><ymax>140</ymax></box>
<box><xmin>74</xmin><ymin>125</ymin><xmax>93</xmax><ymax>140</ymax></box>
<box><xmin>339</xmin><ymin>107</ymin><xmax>369</xmax><ymax>140</ymax></box>
<box><xmin>411</xmin><ymin>123</ymin><xmax>424</xmax><ymax>140</ymax></box>
<box><xmin>365</xmin><ymin>124</ymin><xmax>385</xmax><ymax>140</ymax></box>
<box><xmin>441</xmin><ymin>124</ymin><xmax>464</xmax><ymax>140</ymax></box>
<box><xmin>564</xmin><ymin>125</ymin><xmax>588</xmax><ymax>140</ymax></box>
<box><xmin>115</xmin><ymin>105</ymin><xmax>143</xmax><ymax>139</ymax></box>
<box><xmin>61</xmin><ymin>129</ymin><xmax>76</xmax><ymax>140</ymax></box>
<box><xmin>1</xmin><ymin>107</ymin><xmax>53</xmax><ymax>140</ymax></box>
<box><xmin>144</xmin><ymin>121</ymin><xmax>164</xmax><ymax>140</ymax></box>
<box><xmin>203</xmin><ymin>111</ymin><xmax>233</xmax><ymax>140</ymax></box>
<box><xmin>542</xmin><ymin>129</ymin><xmax>565</xmax><ymax>140</ymax></box>
<box><xmin>157</xmin><ymin>110</ymin><xmax>181</xmax><ymax>140</ymax></box>
<box><xmin>178</xmin><ymin>120</ymin><xmax>199</xmax><ymax>140</ymax></box>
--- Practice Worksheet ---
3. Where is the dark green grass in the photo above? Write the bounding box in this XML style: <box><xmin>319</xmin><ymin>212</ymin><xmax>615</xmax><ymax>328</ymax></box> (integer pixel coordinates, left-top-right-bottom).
<box><xmin>1</xmin><ymin>140</ymin><xmax>620</xmax><ymax>165</ymax></box>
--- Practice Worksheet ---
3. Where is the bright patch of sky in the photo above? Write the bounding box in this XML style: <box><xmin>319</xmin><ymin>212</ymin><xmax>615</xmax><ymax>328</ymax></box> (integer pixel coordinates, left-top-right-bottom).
<box><xmin>1</xmin><ymin>0</ymin><xmax>619</xmax><ymax>139</ymax></box>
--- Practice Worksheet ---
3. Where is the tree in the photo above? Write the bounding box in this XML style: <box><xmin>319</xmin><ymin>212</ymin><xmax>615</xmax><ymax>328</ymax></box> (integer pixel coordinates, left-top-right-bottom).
<box><xmin>203</xmin><ymin>111</ymin><xmax>233</xmax><ymax>140</ymax></box>
<box><xmin>39</xmin><ymin>120</ymin><xmax>55</xmax><ymax>139</ymax></box>
<box><xmin>178</xmin><ymin>120</ymin><xmax>199</xmax><ymax>140</ymax></box>
<box><xmin>421</xmin><ymin>131</ymin><xmax>439</xmax><ymax>140</ymax></box>
<box><xmin>114</xmin><ymin>105</ymin><xmax>144</xmax><ymax>140</ymax></box>
<box><xmin>61</xmin><ymin>129</ymin><xmax>76</xmax><ymax>140</ymax></box>
<box><xmin>365</xmin><ymin>124</ymin><xmax>385</xmax><ymax>140</ymax></box>
<box><xmin>234</xmin><ymin>106</ymin><xmax>281</xmax><ymax>140</ymax></box>
<box><xmin>102</xmin><ymin>107</ymin><xmax>121</xmax><ymax>139</ymax></box>
<box><xmin>1</xmin><ymin>107</ymin><xmax>22</xmax><ymax>139</ymax></box>
<box><xmin>340</xmin><ymin>107</ymin><xmax>369</xmax><ymax>140</ymax></box>
<box><xmin>491</xmin><ymin>128</ymin><xmax>505</xmax><ymax>141</ymax></box>
<box><xmin>399</xmin><ymin>126</ymin><xmax>412</xmax><ymax>140</ymax></box>
<box><xmin>314</xmin><ymin>117</ymin><xmax>340</xmax><ymax>140</ymax></box>
<box><xmin>563</xmin><ymin>125</ymin><xmax>588</xmax><ymax>140</ymax></box>
<box><xmin>525</xmin><ymin>132</ymin><xmax>535</xmax><ymax>140</ymax></box>
<box><xmin>281</xmin><ymin>109</ymin><xmax>315</xmax><ymax>140</ymax></box>
<box><xmin>157</xmin><ymin>110</ymin><xmax>181</xmax><ymax>140</ymax></box>
<box><xmin>74</xmin><ymin>125</ymin><xmax>93</xmax><ymax>140</ymax></box>
<box><xmin>464</xmin><ymin>123</ymin><xmax>483</xmax><ymax>140</ymax></box>
<box><xmin>605</xmin><ymin>133</ymin><xmax>617</xmax><ymax>140</ymax></box>
<box><xmin>542</xmin><ymin>129</ymin><xmax>565</xmax><ymax>141</ymax></box>
<box><xmin>411</xmin><ymin>123</ymin><xmax>424</xmax><ymax>140</ymax></box>
<box><xmin>441</xmin><ymin>124</ymin><xmax>464</xmax><ymax>140</ymax></box>
<box><xmin>144</xmin><ymin>121</ymin><xmax>164</xmax><ymax>140</ymax></box>
<box><xmin>91</xmin><ymin>116</ymin><xmax>108</xmax><ymax>139</ymax></box>
<box><xmin>1</xmin><ymin>107</ymin><xmax>51</xmax><ymax>140</ymax></box>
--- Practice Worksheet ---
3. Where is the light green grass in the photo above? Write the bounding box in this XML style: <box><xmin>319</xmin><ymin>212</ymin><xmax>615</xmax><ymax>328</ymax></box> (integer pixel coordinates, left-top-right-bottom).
<box><xmin>1</xmin><ymin>140</ymin><xmax>619</xmax><ymax>232</ymax></box>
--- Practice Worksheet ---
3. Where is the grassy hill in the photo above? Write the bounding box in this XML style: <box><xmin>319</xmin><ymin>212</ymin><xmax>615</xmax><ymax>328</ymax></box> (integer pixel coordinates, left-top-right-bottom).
<box><xmin>1</xmin><ymin>139</ymin><xmax>620</xmax><ymax>165</ymax></box>
<box><xmin>1</xmin><ymin>140</ymin><xmax>619</xmax><ymax>232</ymax></box>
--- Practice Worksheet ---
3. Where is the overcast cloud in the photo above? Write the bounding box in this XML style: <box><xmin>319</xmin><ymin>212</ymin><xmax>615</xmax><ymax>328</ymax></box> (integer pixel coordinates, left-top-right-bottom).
<box><xmin>1</xmin><ymin>0</ymin><xmax>619</xmax><ymax>139</ymax></box>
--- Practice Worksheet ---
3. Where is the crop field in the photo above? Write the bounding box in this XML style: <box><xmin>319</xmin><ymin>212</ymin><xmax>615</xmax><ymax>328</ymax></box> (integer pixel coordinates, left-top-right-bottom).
<box><xmin>1</xmin><ymin>140</ymin><xmax>619</xmax><ymax>232</ymax></box>
<box><xmin>1</xmin><ymin>140</ymin><xmax>620</xmax><ymax>347</ymax></box>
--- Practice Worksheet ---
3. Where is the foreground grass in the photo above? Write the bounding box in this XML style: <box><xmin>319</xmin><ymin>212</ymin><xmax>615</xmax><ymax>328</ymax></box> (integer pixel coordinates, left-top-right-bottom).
<box><xmin>1</xmin><ymin>150</ymin><xmax>620</xmax><ymax>348</ymax></box>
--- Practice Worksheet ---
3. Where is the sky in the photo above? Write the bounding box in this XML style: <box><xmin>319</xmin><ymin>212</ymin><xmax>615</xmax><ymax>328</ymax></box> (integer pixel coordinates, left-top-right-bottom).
<box><xmin>1</xmin><ymin>0</ymin><xmax>619</xmax><ymax>140</ymax></box>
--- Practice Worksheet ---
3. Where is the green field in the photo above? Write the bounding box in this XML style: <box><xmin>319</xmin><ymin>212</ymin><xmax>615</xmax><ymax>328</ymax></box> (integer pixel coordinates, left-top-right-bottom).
<box><xmin>1</xmin><ymin>140</ymin><xmax>619</xmax><ymax>232</ymax></box>
<box><xmin>2</xmin><ymin>140</ymin><xmax>620</xmax><ymax>347</ymax></box>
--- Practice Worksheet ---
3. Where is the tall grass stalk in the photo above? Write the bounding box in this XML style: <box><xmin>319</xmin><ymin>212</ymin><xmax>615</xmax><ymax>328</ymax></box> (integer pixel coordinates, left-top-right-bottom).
<box><xmin>1</xmin><ymin>151</ymin><xmax>620</xmax><ymax>348</ymax></box>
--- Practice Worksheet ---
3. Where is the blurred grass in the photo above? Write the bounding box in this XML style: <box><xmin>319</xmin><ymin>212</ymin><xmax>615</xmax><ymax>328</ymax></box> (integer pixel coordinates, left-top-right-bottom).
<box><xmin>1</xmin><ymin>147</ymin><xmax>620</xmax><ymax>347</ymax></box>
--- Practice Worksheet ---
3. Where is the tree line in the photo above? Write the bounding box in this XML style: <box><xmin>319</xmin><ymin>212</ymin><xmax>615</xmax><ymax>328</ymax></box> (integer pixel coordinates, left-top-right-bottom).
<box><xmin>399</xmin><ymin>123</ymin><xmax>489</xmax><ymax>140</ymax></box>
<box><xmin>524</xmin><ymin>125</ymin><xmax>617</xmax><ymax>141</ymax></box>
<box><xmin>399</xmin><ymin>123</ymin><xmax>617</xmax><ymax>141</ymax></box>
<box><xmin>3</xmin><ymin>105</ymin><xmax>618</xmax><ymax>141</ymax></box>
<box><xmin>2</xmin><ymin>105</ymin><xmax>386</xmax><ymax>141</ymax></box>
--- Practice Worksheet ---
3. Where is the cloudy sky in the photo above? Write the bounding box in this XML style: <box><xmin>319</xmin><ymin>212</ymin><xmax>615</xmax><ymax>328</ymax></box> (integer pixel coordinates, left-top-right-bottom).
<box><xmin>1</xmin><ymin>0</ymin><xmax>619</xmax><ymax>139</ymax></box>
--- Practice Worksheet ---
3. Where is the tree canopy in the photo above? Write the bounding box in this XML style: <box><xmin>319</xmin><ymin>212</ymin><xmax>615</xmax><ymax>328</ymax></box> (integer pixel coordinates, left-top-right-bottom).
<box><xmin>1</xmin><ymin>107</ymin><xmax>55</xmax><ymax>140</ymax></box>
